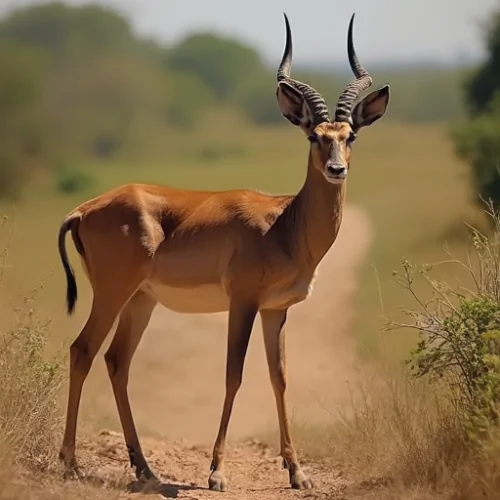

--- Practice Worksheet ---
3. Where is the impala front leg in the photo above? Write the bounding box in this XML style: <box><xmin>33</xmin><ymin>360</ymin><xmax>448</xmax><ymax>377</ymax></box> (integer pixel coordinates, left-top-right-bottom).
<box><xmin>260</xmin><ymin>308</ymin><xmax>313</xmax><ymax>490</ymax></box>
<box><xmin>209</xmin><ymin>300</ymin><xmax>257</xmax><ymax>492</ymax></box>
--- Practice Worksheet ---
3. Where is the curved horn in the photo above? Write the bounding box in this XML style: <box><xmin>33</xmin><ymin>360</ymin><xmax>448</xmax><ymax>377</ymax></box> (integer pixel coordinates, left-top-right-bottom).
<box><xmin>277</xmin><ymin>12</ymin><xmax>293</xmax><ymax>81</ymax></box>
<box><xmin>334</xmin><ymin>13</ymin><xmax>373</xmax><ymax>123</ymax></box>
<box><xmin>278</xmin><ymin>13</ymin><xmax>330</xmax><ymax>125</ymax></box>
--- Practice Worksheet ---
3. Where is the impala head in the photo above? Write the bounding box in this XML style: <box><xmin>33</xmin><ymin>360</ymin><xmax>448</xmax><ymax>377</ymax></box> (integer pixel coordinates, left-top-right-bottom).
<box><xmin>276</xmin><ymin>13</ymin><xmax>390</xmax><ymax>185</ymax></box>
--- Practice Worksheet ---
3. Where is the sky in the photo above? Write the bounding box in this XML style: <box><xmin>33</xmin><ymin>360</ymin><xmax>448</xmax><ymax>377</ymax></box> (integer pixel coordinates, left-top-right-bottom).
<box><xmin>1</xmin><ymin>0</ymin><xmax>499</xmax><ymax>66</ymax></box>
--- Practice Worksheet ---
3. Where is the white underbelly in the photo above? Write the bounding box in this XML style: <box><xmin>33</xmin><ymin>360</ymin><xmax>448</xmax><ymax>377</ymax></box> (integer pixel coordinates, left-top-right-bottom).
<box><xmin>142</xmin><ymin>282</ymin><xmax>230</xmax><ymax>314</ymax></box>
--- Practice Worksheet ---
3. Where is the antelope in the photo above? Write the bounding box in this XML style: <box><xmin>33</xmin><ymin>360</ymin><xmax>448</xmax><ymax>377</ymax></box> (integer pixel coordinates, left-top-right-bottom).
<box><xmin>57</xmin><ymin>12</ymin><xmax>390</xmax><ymax>492</ymax></box>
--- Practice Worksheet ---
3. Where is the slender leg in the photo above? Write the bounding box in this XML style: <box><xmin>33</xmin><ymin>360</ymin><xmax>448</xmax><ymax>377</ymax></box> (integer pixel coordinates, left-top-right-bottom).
<box><xmin>260</xmin><ymin>308</ymin><xmax>313</xmax><ymax>490</ymax></box>
<box><xmin>104</xmin><ymin>291</ymin><xmax>157</xmax><ymax>482</ymax></box>
<box><xmin>209</xmin><ymin>300</ymin><xmax>257</xmax><ymax>492</ymax></box>
<box><xmin>59</xmin><ymin>286</ymin><xmax>138</xmax><ymax>477</ymax></box>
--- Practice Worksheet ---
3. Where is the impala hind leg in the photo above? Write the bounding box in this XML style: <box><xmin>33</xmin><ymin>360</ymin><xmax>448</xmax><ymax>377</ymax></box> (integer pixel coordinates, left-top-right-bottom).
<box><xmin>209</xmin><ymin>301</ymin><xmax>257</xmax><ymax>492</ymax></box>
<box><xmin>104</xmin><ymin>290</ymin><xmax>157</xmax><ymax>482</ymax></box>
<box><xmin>59</xmin><ymin>285</ymin><xmax>140</xmax><ymax>478</ymax></box>
<box><xmin>260</xmin><ymin>308</ymin><xmax>313</xmax><ymax>490</ymax></box>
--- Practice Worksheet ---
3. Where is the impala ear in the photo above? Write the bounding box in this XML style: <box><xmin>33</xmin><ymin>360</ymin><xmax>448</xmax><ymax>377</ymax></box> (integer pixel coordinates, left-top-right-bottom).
<box><xmin>351</xmin><ymin>85</ymin><xmax>390</xmax><ymax>131</ymax></box>
<box><xmin>276</xmin><ymin>81</ymin><xmax>314</xmax><ymax>135</ymax></box>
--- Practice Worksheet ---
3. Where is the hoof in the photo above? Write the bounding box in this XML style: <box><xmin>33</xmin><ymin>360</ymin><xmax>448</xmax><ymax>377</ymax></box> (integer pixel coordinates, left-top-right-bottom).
<box><xmin>62</xmin><ymin>467</ymin><xmax>85</xmax><ymax>481</ymax></box>
<box><xmin>60</xmin><ymin>455</ymin><xmax>84</xmax><ymax>481</ymax></box>
<box><xmin>290</xmin><ymin>469</ymin><xmax>314</xmax><ymax>490</ymax></box>
<box><xmin>136</xmin><ymin>466</ymin><xmax>158</xmax><ymax>483</ymax></box>
<box><xmin>208</xmin><ymin>470</ymin><xmax>228</xmax><ymax>492</ymax></box>
<box><xmin>129</xmin><ymin>476</ymin><xmax>163</xmax><ymax>494</ymax></box>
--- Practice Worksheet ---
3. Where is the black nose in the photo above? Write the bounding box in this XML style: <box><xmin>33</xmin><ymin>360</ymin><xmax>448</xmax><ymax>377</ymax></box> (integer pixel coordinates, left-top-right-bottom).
<box><xmin>326</xmin><ymin>164</ymin><xmax>346</xmax><ymax>176</ymax></box>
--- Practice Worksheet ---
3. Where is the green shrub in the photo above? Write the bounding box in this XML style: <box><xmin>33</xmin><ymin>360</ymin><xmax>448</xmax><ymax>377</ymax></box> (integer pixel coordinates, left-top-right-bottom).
<box><xmin>164</xmin><ymin>71</ymin><xmax>213</xmax><ymax>129</ymax></box>
<box><xmin>451</xmin><ymin>93</ymin><xmax>500</xmax><ymax>209</ymax></box>
<box><xmin>388</xmin><ymin>203</ymin><xmax>500</xmax><ymax>439</ymax></box>
<box><xmin>55</xmin><ymin>161</ymin><xmax>95</xmax><ymax>194</ymax></box>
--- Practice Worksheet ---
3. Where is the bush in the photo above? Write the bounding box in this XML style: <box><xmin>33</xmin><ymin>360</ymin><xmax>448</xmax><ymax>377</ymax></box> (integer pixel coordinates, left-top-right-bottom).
<box><xmin>295</xmin><ymin>203</ymin><xmax>500</xmax><ymax>499</ymax></box>
<box><xmin>360</xmin><ymin>203</ymin><xmax>500</xmax><ymax>497</ymax></box>
<box><xmin>164</xmin><ymin>71</ymin><xmax>213</xmax><ymax>129</ymax></box>
<box><xmin>168</xmin><ymin>32</ymin><xmax>266</xmax><ymax>102</ymax></box>
<box><xmin>451</xmin><ymin>4</ymin><xmax>500</xmax><ymax>208</ymax></box>
<box><xmin>235</xmin><ymin>78</ymin><xmax>284</xmax><ymax>126</ymax></box>
<box><xmin>0</xmin><ymin>310</ymin><xmax>64</xmax><ymax>472</ymax></box>
<box><xmin>0</xmin><ymin>238</ymin><xmax>65</xmax><ymax>476</ymax></box>
<box><xmin>451</xmin><ymin>94</ymin><xmax>500</xmax><ymax>209</ymax></box>
<box><xmin>389</xmin><ymin>203</ymin><xmax>500</xmax><ymax>431</ymax></box>
<box><xmin>0</xmin><ymin>225</ymin><xmax>117</xmax><ymax>500</ymax></box>
<box><xmin>55</xmin><ymin>163</ymin><xmax>95</xmax><ymax>194</ymax></box>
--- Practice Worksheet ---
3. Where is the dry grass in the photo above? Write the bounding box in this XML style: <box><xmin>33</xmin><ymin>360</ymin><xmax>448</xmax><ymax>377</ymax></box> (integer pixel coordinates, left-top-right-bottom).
<box><xmin>290</xmin><ymin>207</ymin><xmax>500</xmax><ymax>500</ymax></box>
<box><xmin>0</xmin><ymin>235</ymin><xmax>122</xmax><ymax>500</ymax></box>
<box><xmin>290</xmin><ymin>364</ymin><xmax>500</xmax><ymax>500</ymax></box>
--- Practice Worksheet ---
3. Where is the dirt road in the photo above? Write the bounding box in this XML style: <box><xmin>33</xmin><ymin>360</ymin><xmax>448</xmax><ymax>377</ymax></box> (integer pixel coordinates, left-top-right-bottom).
<box><xmin>78</xmin><ymin>203</ymin><xmax>373</xmax><ymax>499</ymax></box>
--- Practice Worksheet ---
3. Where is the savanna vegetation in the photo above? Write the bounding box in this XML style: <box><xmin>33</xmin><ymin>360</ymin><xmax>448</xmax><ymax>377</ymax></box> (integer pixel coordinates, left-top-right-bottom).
<box><xmin>452</xmin><ymin>5</ymin><xmax>500</xmax><ymax>209</ymax></box>
<box><xmin>1</xmin><ymin>1</ymin><xmax>500</xmax><ymax>499</ymax></box>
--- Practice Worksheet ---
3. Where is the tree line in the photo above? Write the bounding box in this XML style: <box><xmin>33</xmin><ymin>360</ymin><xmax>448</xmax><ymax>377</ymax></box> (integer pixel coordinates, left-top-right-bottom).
<box><xmin>0</xmin><ymin>2</ymin><xmax>468</xmax><ymax>198</ymax></box>
<box><xmin>452</xmin><ymin>3</ymin><xmax>500</xmax><ymax>210</ymax></box>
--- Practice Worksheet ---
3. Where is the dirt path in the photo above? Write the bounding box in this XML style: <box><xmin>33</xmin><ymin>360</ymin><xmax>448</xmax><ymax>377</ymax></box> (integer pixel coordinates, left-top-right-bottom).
<box><xmin>78</xmin><ymin>203</ymin><xmax>373</xmax><ymax>499</ymax></box>
<box><xmin>78</xmin><ymin>430</ymin><xmax>362</xmax><ymax>499</ymax></box>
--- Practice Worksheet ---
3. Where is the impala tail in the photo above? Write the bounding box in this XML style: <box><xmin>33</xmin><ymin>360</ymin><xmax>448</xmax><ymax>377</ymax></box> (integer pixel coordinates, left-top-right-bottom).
<box><xmin>57</xmin><ymin>214</ymin><xmax>81</xmax><ymax>315</ymax></box>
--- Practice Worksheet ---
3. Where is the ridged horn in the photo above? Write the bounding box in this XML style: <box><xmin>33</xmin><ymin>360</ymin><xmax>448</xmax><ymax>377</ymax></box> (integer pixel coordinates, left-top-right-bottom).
<box><xmin>334</xmin><ymin>13</ymin><xmax>373</xmax><ymax>123</ymax></box>
<box><xmin>278</xmin><ymin>13</ymin><xmax>330</xmax><ymax>125</ymax></box>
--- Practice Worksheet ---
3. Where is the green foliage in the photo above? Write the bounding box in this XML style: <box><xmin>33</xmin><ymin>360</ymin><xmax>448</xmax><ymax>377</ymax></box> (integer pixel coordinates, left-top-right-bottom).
<box><xmin>55</xmin><ymin>160</ymin><xmax>95</xmax><ymax>194</ymax></box>
<box><xmin>0</xmin><ymin>2</ymin><xmax>134</xmax><ymax>64</ymax></box>
<box><xmin>452</xmin><ymin>4</ymin><xmax>500</xmax><ymax>208</ymax></box>
<box><xmin>0</xmin><ymin>42</ymin><xmax>47</xmax><ymax>199</ymax></box>
<box><xmin>381</xmin><ymin>69</ymin><xmax>466</xmax><ymax>123</ymax></box>
<box><xmin>463</xmin><ymin>9</ymin><xmax>500</xmax><ymax>116</ymax></box>
<box><xmin>46</xmin><ymin>52</ymin><xmax>172</xmax><ymax>158</ymax></box>
<box><xmin>235</xmin><ymin>76</ymin><xmax>283</xmax><ymax>125</ymax></box>
<box><xmin>451</xmin><ymin>95</ymin><xmax>500</xmax><ymax>207</ymax></box>
<box><xmin>164</xmin><ymin>71</ymin><xmax>213</xmax><ymax>128</ymax></box>
<box><xmin>168</xmin><ymin>32</ymin><xmax>266</xmax><ymax>101</ymax></box>
<box><xmin>388</xmin><ymin>205</ymin><xmax>500</xmax><ymax>441</ymax></box>
<box><xmin>0</xmin><ymin>1</ymin><xmax>470</xmax><ymax>199</ymax></box>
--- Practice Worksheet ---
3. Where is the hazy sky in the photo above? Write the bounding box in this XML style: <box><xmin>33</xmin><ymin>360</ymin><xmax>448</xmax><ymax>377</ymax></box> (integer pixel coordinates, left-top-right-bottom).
<box><xmin>2</xmin><ymin>0</ymin><xmax>499</xmax><ymax>65</ymax></box>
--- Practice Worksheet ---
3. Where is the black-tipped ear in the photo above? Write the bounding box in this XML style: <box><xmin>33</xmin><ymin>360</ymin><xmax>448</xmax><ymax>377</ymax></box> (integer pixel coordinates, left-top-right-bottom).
<box><xmin>276</xmin><ymin>81</ymin><xmax>314</xmax><ymax>135</ymax></box>
<box><xmin>351</xmin><ymin>84</ymin><xmax>390</xmax><ymax>131</ymax></box>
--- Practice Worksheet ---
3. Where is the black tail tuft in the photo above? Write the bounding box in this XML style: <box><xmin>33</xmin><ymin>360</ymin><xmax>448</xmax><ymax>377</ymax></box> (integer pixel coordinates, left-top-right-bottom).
<box><xmin>64</xmin><ymin>259</ymin><xmax>78</xmax><ymax>315</ymax></box>
<box><xmin>58</xmin><ymin>218</ymin><xmax>79</xmax><ymax>315</ymax></box>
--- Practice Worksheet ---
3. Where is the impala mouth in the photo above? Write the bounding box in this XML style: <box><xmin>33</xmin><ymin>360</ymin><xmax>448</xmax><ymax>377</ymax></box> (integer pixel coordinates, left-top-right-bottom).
<box><xmin>324</xmin><ymin>173</ymin><xmax>347</xmax><ymax>184</ymax></box>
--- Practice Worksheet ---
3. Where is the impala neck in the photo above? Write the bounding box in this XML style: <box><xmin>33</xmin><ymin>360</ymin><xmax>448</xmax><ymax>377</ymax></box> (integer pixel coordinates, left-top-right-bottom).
<box><xmin>288</xmin><ymin>150</ymin><xmax>346</xmax><ymax>266</ymax></box>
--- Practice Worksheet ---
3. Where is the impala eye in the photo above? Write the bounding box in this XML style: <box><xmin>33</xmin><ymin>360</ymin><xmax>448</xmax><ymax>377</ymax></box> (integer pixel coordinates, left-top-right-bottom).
<box><xmin>308</xmin><ymin>133</ymin><xmax>319</xmax><ymax>143</ymax></box>
<box><xmin>347</xmin><ymin>131</ymin><xmax>356</xmax><ymax>144</ymax></box>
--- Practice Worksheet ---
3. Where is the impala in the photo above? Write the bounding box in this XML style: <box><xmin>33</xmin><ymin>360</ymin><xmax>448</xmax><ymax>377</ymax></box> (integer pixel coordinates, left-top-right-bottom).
<box><xmin>57</xmin><ymin>12</ymin><xmax>390</xmax><ymax>492</ymax></box>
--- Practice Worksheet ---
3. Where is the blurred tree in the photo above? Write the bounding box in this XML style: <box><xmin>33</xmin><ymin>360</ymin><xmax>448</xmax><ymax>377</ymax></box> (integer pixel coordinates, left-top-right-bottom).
<box><xmin>0</xmin><ymin>42</ymin><xmax>47</xmax><ymax>198</ymax></box>
<box><xmin>168</xmin><ymin>33</ymin><xmax>266</xmax><ymax>101</ymax></box>
<box><xmin>464</xmin><ymin>9</ymin><xmax>500</xmax><ymax>116</ymax></box>
<box><xmin>46</xmin><ymin>52</ymin><xmax>172</xmax><ymax>158</ymax></box>
<box><xmin>164</xmin><ymin>71</ymin><xmax>213</xmax><ymax>128</ymax></box>
<box><xmin>452</xmin><ymin>95</ymin><xmax>500</xmax><ymax>207</ymax></box>
<box><xmin>0</xmin><ymin>2</ymin><xmax>134</xmax><ymax>65</ymax></box>
<box><xmin>235</xmin><ymin>76</ymin><xmax>282</xmax><ymax>125</ymax></box>
<box><xmin>451</xmin><ymin>3</ymin><xmax>500</xmax><ymax>208</ymax></box>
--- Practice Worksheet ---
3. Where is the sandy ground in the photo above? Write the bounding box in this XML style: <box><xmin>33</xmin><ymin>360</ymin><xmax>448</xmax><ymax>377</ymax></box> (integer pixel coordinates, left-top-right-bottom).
<box><xmin>74</xmin><ymin>203</ymin><xmax>373</xmax><ymax>499</ymax></box>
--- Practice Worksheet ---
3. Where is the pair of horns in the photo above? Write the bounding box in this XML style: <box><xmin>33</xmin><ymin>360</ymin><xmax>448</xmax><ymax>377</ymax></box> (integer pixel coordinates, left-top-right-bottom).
<box><xmin>277</xmin><ymin>13</ymin><xmax>372</xmax><ymax>125</ymax></box>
